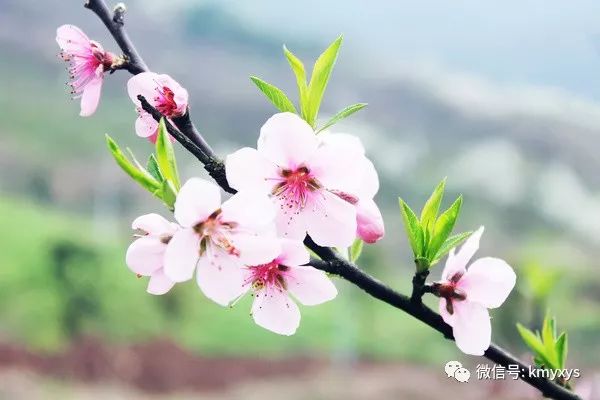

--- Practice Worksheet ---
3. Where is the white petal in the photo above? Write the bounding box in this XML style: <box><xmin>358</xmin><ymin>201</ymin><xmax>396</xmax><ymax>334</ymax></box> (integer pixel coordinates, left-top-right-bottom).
<box><xmin>163</xmin><ymin>228</ymin><xmax>200</xmax><ymax>282</ymax></box>
<box><xmin>451</xmin><ymin>301</ymin><xmax>492</xmax><ymax>356</ymax></box>
<box><xmin>174</xmin><ymin>178</ymin><xmax>221</xmax><ymax>227</ymax></box>
<box><xmin>251</xmin><ymin>288</ymin><xmax>300</xmax><ymax>335</ymax></box>
<box><xmin>125</xmin><ymin>237</ymin><xmax>165</xmax><ymax>276</ymax></box>
<box><xmin>277</xmin><ymin>239</ymin><xmax>310</xmax><ymax>267</ymax></box>
<box><xmin>257</xmin><ymin>113</ymin><xmax>319</xmax><ymax>167</ymax></box>
<box><xmin>442</xmin><ymin>226</ymin><xmax>484</xmax><ymax>281</ymax></box>
<box><xmin>220</xmin><ymin>190</ymin><xmax>276</xmax><ymax>231</ymax></box>
<box><xmin>147</xmin><ymin>269</ymin><xmax>175</xmax><ymax>295</ymax></box>
<box><xmin>459</xmin><ymin>257</ymin><xmax>516</xmax><ymax>309</ymax></box>
<box><xmin>274</xmin><ymin>196</ymin><xmax>309</xmax><ymax>240</ymax></box>
<box><xmin>304</xmin><ymin>191</ymin><xmax>357</xmax><ymax>248</ymax></box>
<box><xmin>225</xmin><ymin>147</ymin><xmax>278</xmax><ymax>194</ymax></box>
<box><xmin>307</xmin><ymin>143</ymin><xmax>364</xmax><ymax>194</ymax></box>
<box><xmin>285</xmin><ymin>266</ymin><xmax>337</xmax><ymax>306</ymax></box>
<box><xmin>131</xmin><ymin>213</ymin><xmax>176</xmax><ymax>235</ymax></box>
<box><xmin>230</xmin><ymin>233</ymin><xmax>281</xmax><ymax>266</ymax></box>
<box><xmin>196</xmin><ymin>249</ymin><xmax>248</xmax><ymax>306</ymax></box>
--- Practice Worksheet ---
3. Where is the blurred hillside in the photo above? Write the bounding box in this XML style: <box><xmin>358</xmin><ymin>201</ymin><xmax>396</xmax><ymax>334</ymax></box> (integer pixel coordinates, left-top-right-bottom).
<box><xmin>0</xmin><ymin>1</ymin><xmax>599</xmax><ymax>395</ymax></box>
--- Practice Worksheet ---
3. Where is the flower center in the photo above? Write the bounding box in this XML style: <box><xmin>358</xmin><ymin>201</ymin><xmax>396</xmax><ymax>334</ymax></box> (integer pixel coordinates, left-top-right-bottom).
<box><xmin>246</xmin><ymin>261</ymin><xmax>289</xmax><ymax>291</ymax></box>
<box><xmin>154</xmin><ymin>86</ymin><xmax>179</xmax><ymax>117</ymax></box>
<box><xmin>272</xmin><ymin>166</ymin><xmax>321</xmax><ymax>210</ymax></box>
<box><xmin>434</xmin><ymin>272</ymin><xmax>466</xmax><ymax>315</ymax></box>
<box><xmin>193</xmin><ymin>209</ymin><xmax>239</xmax><ymax>256</ymax></box>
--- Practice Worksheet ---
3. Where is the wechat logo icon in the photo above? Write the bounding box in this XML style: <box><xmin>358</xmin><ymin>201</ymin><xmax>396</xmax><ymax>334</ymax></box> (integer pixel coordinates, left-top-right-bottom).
<box><xmin>445</xmin><ymin>361</ymin><xmax>471</xmax><ymax>383</ymax></box>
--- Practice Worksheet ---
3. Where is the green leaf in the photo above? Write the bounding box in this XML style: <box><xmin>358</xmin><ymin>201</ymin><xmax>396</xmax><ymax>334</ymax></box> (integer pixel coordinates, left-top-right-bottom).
<box><xmin>431</xmin><ymin>231</ymin><xmax>473</xmax><ymax>265</ymax></box>
<box><xmin>146</xmin><ymin>154</ymin><xmax>163</xmax><ymax>182</ymax></box>
<box><xmin>542</xmin><ymin>314</ymin><xmax>559</xmax><ymax>368</ymax></box>
<box><xmin>420</xmin><ymin>178</ymin><xmax>446</xmax><ymax>235</ymax></box>
<box><xmin>155</xmin><ymin>118</ymin><xmax>181</xmax><ymax>190</ymax></box>
<box><xmin>427</xmin><ymin>196</ymin><xmax>463</xmax><ymax>259</ymax></box>
<box><xmin>283</xmin><ymin>45</ymin><xmax>308</xmax><ymax>119</ymax></box>
<box><xmin>305</xmin><ymin>35</ymin><xmax>343</xmax><ymax>127</ymax></box>
<box><xmin>516</xmin><ymin>323</ymin><xmax>554</xmax><ymax>369</ymax></box>
<box><xmin>399</xmin><ymin>198</ymin><xmax>424</xmax><ymax>258</ymax></box>
<box><xmin>160</xmin><ymin>180</ymin><xmax>177</xmax><ymax>210</ymax></box>
<box><xmin>250</xmin><ymin>76</ymin><xmax>298</xmax><ymax>114</ymax></box>
<box><xmin>555</xmin><ymin>332</ymin><xmax>568</xmax><ymax>369</ymax></box>
<box><xmin>105</xmin><ymin>135</ymin><xmax>160</xmax><ymax>194</ymax></box>
<box><xmin>316</xmin><ymin>103</ymin><xmax>367</xmax><ymax>133</ymax></box>
<box><xmin>350</xmin><ymin>238</ymin><xmax>364</xmax><ymax>263</ymax></box>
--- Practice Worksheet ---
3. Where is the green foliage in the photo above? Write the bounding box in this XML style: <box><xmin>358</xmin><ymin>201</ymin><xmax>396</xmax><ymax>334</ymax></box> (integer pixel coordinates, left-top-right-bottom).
<box><xmin>106</xmin><ymin>119</ymin><xmax>181</xmax><ymax>210</ymax></box>
<box><xmin>399</xmin><ymin>179</ymin><xmax>471</xmax><ymax>270</ymax></box>
<box><xmin>350</xmin><ymin>238</ymin><xmax>364</xmax><ymax>263</ymax></box>
<box><xmin>250</xmin><ymin>76</ymin><xmax>298</xmax><ymax>114</ymax></box>
<box><xmin>522</xmin><ymin>262</ymin><xmax>563</xmax><ymax>301</ymax></box>
<box><xmin>517</xmin><ymin>313</ymin><xmax>570</xmax><ymax>379</ymax></box>
<box><xmin>254</xmin><ymin>36</ymin><xmax>365</xmax><ymax>131</ymax></box>
<box><xmin>316</xmin><ymin>103</ymin><xmax>368</xmax><ymax>133</ymax></box>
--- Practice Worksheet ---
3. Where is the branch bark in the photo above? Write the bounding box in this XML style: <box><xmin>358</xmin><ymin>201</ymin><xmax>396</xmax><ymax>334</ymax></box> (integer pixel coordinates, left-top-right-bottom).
<box><xmin>86</xmin><ymin>2</ymin><xmax>581</xmax><ymax>399</ymax></box>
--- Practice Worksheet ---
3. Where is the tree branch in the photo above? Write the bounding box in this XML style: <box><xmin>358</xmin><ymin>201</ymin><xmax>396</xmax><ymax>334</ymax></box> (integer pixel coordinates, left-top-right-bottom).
<box><xmin>86</xmin><ymin>2</ymin><xmax>581</xmax><ymax>399</ymax></box>
<box><xmin>84</xmin><ymin>0</ymin><xmax>148</xmax><ymax>74</ymax></box>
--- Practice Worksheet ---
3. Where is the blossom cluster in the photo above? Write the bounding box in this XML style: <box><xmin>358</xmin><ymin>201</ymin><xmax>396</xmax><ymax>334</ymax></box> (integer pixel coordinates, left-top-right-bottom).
<box><xmin>56</xmin><ymin>25</ymin><xmax>516</xmax><ymax>355</ymax></box>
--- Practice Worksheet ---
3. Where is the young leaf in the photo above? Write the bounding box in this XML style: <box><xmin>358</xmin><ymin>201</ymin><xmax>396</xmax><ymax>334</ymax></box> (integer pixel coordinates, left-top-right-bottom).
<box><xmin>427</xmin><ymin>196</ymin><xmax>463</xmax><ymax>259</ymax></box>
<box><xmin>542</xmin><ymin>314</ymin><xmax>559</xmax><ymax>368</ymax></box>
<box><xmin>399</xmin><ymin>198</ymin><xmax>424</xmax><ymax>258</ymax></box>
<box><xmin>160</xmin><ymin>180</ymin><xmax>177</xmax><ymax>210</ymax></box>
<box><xmin>516</xmin><ymin>323</ymin><xmax>554</xmax><ymax>368</ymax></box>
<box><xmin>283</xmin><ymin>45</ymin><xmax>308</xmax><ymax>118</ymax></box>
<box><xmin>105</xmin><ymin>135</ymin><xmax>160</xmax><ymax>193</ymax></box>
<box><xmin>316</xmin><ymin>103</ymin><xmax>367</xmax><ymax>133</ymax></box>
<box><xmin>250</xmin><ymin>76</ymin><xmax>298</xmax><ymax>114</ymax></box>
<box><xmin>305</xmin><ymin>35</ymin><xmax>343</xmax><ymax>127</ymax></box>
<box><xmin>155</xmin><ymin>118</ymin><xmax>181</xmax><ymax>190</ymax></box>
<box><xmin>431</xmin><ymin>231</ymin><xmax>473</xmax><ymax>265</ymax></box>
<box><xmin>350</xmin><ymin>238</ymin><xmax>364</xmax><ymax>263</ymax></box>
<box><xmin>420</xmin><ymin>178</ymin><xmax>446</xmax><ymax>234</ymax></box>
<box><xmin>146</xmin><ymin>154</ymin><xmax>163</xmax><ymax>182</ymax></box>
<box><xmin>555</xmin><ymin>332</ymin><xmax>568</xmax><ymax>369</ymax></box>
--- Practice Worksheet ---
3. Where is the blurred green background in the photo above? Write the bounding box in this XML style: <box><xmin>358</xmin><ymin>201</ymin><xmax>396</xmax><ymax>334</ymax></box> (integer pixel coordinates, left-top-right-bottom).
<box><xmin>1</xmin><ymin>0</ymin><xmax>600</xmax><ymax>398</ymax></box>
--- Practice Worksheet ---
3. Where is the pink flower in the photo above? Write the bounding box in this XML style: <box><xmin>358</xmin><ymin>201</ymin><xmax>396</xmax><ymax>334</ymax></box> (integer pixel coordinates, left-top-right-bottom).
<box><xmin>56</xmin><ymin>24</ymin><xmax>115</xmax><ymax>117</ymax></box>
<box><xmin>163</xmin><ymin>178</ymin><xmax>281</xmax><ymax>305</ymax></box>
<box><xmin>125</xmin><ymin>213</ymin><xmax>178</xmax><ymax>295</ymax></box>
<box><xmin>226</xmin><ymin>112</ymin><xmax>383</xmax><ymax>248</ymax></box>
<box><xmin>231</xmin><ymin>239</ymin><xmax>337</xmax><ymax>335</ymax></box>
<box><xmin>436</xmin><ymin>227</ymin><xmax>516</xmax><ymax>355</ymax></box>
<box><xmin>127</xmin><ymin>72</ymin><xmax>189</xmax><ymax>142</ymax></box>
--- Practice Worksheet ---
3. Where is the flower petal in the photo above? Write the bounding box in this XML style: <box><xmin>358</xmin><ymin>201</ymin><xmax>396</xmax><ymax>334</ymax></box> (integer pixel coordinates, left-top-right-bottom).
<box><xmin>125</xmin><ymin>237</ymin><xmax>165</xmax><ymax>276</ymax></box>
<box><xmin>274</xmin><ymin>196</ymin><xmax>309</xmax><ymax>240</ymax></box>
<box><xmin>257</xmin><ymin>113</ymin><xmax>319</xmax><ymax>167</ymax></box>
<box><xmin>221</xmin><ymin>190</ymin><xmax>276</xmax><ymax>231</ymax></box>
<box><xmin>304</xmin><ymin>191</ymin><xmax>357</xmax><ymax>248</ymax></box>
<box><xmin>127</xmin><ymin>72</ymin><xmax>159</xmax><ymax>106</ymax></box>
<box><xmin>163</xmin><ymin>228</ymin><xmax>200</xmax><ymax>282</ymax></box>
<box><xmin>79</xmin><ymin>76</ymin><xmax>103</xmax><ymax>117</ymax></box>
<box><xmin>147</xmin><ymin>269</ymin><xmax>175</xmax><ymax>295</ymax></box>
<box><xmin>56</xmin><ymin>24</ymin><xmax>90</xmax><ymax>53</ymax></box>
<box><xmin>251</xmin><ymin>288</ymin><xmax>300</xmax><ymax>335</ymax></box>
<box><xmin>230</xmin><ymin>233</ymin><xmax>281</xmax><ymax>266</ymax></box>
<box><xmin>277</xmin><ymin>239</ymin><xmax>310</xmax><ymax>267</ymax></box>
<box><xmin>285</xmin><ymin>266</ymin><xmax>337</xmax><ymax>306</ymax></box>
<box><xmin>174</xmin><ymin>178</ymin><xmax>221</xmax><ymax>227</ymax></box>
<box><xmin>442</xmin><ymin>226</ymin><xmax>484</xmax><ymax>281</ymax></box>
<box><xmin>307</xmin><ymin>143</ymin><xmax>363</xmax><ymax>194</ymax></box>
<box><xmin>135</xmin><ymin>112</ymin><xmax>158</xmax><ymax>138</ymax></box>
<box><xmin>449</xmin><ymin>301</ymin><xmax>492</xmax><ymax>356</ymax></box>
<box><xmin>131</xmin><ymin>213</ymin><xmax>176</xmax><ymax>235</ymax></box>
<box><xmin>225</xmin><ymin>147</ymin><xmax>278</xmax><ymax>194</ymax></box>
<box><xmin>196</xmin><ymin>249</ymin><xmax>247</xmax><ymax>306</ymax></box>
<box><xmin>459</xmin><ymin>257</ymin><xmax>516</xmax><ymax>309</ymax></box>
<box><xmin>356</xmin><ymin>198</ymin><xmax>385</xmax><ymax>243</ymax></box>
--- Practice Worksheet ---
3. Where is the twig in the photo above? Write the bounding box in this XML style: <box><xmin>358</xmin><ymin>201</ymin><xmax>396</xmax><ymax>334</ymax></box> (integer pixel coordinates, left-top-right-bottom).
<box><xmin>86</xmin><ymin>2</ymin><xmax>581</xmax><ymax>399</ymax></box>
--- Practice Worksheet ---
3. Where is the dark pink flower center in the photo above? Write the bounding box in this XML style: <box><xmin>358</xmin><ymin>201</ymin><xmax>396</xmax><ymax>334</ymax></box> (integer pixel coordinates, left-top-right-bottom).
<box><xmin>154</xmin><ymin>86</ymin><xmax>180</xmax><ymax>117</ymax></box>
<box><xmin>272</xmin><ymin>166</ymin><xmax>322</xmax><ymax>210</ymax></box>
<box><xmin>435</xmin><ymin>272</ymin><xmax>466</xmax><ymax>315</ymax></box>
<box><xmin>194</xmin><ymin>209</ymin><xmax>239</xmax><ymax>256</ymax></box>
<box><xmin>246</xmin><ymin>261</ymin><xmax>289</xmax><ymax>291</ymax></box>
